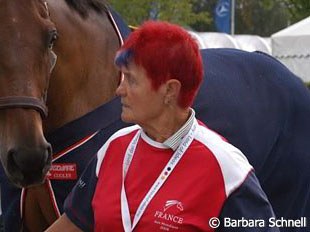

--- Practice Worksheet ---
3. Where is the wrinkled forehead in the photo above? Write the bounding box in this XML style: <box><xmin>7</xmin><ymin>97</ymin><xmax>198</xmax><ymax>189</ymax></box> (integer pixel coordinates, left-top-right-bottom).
<box><xmin>119</xmin><ymin>61</ymin><xmax>135</xmax><ymax>74</ymax></box>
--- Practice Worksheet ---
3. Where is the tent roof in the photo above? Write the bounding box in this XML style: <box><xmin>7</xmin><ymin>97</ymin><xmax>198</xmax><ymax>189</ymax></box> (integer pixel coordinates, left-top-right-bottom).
<box><xmin>272</xmin><ymin>16</ymin><xmax>310</xmax><ymax>37</ymax></box>
<box><xmin>271</xmin><ymin>16</ymin><xmax>310</xmax><ymax>57</ymax></box>
<box><xmin>234</xmin><ymin>35</ymin><xmax>271</xmax><ymax>54</ymax></box>
<box><xmin>187</xmin><ymin>31</ymin><xmax>206</xmax><ymax>49</ymax></box>
<box><xmin>198</xmin><ymin>32</ymin><xmax>239</xmax><ymax>49</ymax></box>
<box><xmin>271</xmin><ymin>16</ymin><xmax>310</xmax><ymax>82</ymax></box>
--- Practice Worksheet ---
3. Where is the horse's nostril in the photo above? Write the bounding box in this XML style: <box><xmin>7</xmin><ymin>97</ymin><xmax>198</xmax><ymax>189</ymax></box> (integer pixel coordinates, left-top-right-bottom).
<box><xmin>8</xmin><ymin>149</ymin><xmax>16</xmax><ymax>160</ymax></box>
<box><xmin>45</xmin><ymin>144</ymin><xmax>52</xmax><ymax>162</ymax></box>
<box><xmin>7</xmin><ymin>149</ymin><xmax>24</xmax><ymax>181</ymax></box>
<box><xmin>42</xmin><ymin>143</ymin><xmax>52</xmax><ymax>174</ymax></box>
<box><xmin>6</xmin><ymin>144</ymin><xmax>52</xmax><ymax>186</ymax></box>
<box><xmin>8</xmin><ymin>149</ymin><xmax>19</xmax><ymax>168</ymax></box>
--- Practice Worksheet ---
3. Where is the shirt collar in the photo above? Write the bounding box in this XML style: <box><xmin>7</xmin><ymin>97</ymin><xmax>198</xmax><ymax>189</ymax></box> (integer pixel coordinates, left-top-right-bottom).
<box><xmin>163</xmin><ymin>108</ymin><xmax>195</xmax><ymax>151</ymax></box>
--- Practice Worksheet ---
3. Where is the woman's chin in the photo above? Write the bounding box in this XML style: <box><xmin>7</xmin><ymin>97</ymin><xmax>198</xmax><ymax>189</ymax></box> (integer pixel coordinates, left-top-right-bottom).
<box><xmin>121</xmin><ymin>113</ymin><xmax>133</xmax><ymax>123</ymax></box>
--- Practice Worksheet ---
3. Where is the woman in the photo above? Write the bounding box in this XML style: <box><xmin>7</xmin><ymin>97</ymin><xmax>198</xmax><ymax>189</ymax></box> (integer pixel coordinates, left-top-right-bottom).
<box><xmin>47</xmin><ymin>21</ymin><xmax>278</xmax><ymax>232</ymax></box>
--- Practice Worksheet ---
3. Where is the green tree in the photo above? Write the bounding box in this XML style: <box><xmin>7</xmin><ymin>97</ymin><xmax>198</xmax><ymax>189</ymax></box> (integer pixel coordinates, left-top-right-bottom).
<box><xmin>282</xmin><ymin>0</ymin><xmax>310</xmax><ymax>22</ymax></box>
<box><xmin>108</xmin><ymin>0</ymin><xmax>309</xmax><ymax>36</ymax></box>
<box><xmin>235</xmin><ymin>0</ymin><xmax>290</xmax><ymax>36</ymax></box>
<box><xmin>190</xmin><ymin>0</ymin><xmax>218</xmax><ymax>31</ymax></box>
<box><xmin>107</xmin><ymin>0</ymin><xmax>211</xmax><ymax>28</ymax></box>
<box><xmin>190</xmin><ymin>0</ymin><xmax>310</xmax><ymax>36</ymax></box>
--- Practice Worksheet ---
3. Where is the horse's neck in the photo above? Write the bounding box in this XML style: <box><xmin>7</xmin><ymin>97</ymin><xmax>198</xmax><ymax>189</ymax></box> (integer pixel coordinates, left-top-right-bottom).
<box><xmin>44</xmin><ymin>0</ymin><xmax>120</xmax><ymax>133</ymax></box>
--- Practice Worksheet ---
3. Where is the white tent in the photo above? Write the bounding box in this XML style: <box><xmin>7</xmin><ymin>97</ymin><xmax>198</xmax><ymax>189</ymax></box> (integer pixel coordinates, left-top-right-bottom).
<box><xmin>234</xmin><ymin>35</ymin><xmax>272</xmax><ymax>54</ymax></box>
<box><xmin>271</xmin><ymin>16</ymin><xmax>310</xmax><ymax>82</ymax></box>
<box><xmin>187</xmin><ymin>31</ymin><xmax>206</xmax><ymax>49</ymax></box>
<box><xmin>198</xmin><ymin>32</ymin><xmax>239</xmax><ymax>49</ymax></box>
<box><xmin>188</xmin><ymin>32</ymin><xmax>272</xmax><ymax>55</ymax></box>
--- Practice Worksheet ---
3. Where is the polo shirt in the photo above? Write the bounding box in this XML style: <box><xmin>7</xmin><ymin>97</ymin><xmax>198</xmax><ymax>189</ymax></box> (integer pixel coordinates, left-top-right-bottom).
<box><xmin>64</xmin><ymin>118</ymin><xmax>278</xmax><ymax>232</ymax></box>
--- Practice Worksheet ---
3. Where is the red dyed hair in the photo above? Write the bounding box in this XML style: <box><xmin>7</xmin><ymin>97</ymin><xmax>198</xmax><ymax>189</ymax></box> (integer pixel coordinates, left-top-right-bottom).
<box><xmin>116</xmin><ymin>21</ymin><xmax>203</xmax><ymax>108</ymax></box>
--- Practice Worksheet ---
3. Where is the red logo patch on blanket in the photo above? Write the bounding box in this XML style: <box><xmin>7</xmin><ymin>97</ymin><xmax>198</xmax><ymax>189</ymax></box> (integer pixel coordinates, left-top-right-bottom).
<box><xmin>46</xmin><ymin>163</ymin><xmax>77</xmax><ymax>180</ymax></box>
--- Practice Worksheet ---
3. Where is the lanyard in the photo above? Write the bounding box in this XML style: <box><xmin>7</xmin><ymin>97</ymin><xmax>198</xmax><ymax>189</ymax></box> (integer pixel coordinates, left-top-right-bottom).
<box><xmin>121</xmin><ymin>120</ymin><xmax>198</xmax><ymax>232</ymax></box>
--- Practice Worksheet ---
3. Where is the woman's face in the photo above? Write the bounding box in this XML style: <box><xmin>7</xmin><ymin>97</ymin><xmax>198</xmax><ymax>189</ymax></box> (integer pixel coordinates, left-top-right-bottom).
<box><xmin>116</xmin><ymin>62</ymin><xmax>166</xmax><ymax>126</ymax></box>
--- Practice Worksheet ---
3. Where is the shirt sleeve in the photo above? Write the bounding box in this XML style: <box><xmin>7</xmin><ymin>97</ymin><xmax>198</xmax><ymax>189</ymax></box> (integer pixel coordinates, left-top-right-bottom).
<box><xmin>63</xmin><ymin>156</ymin><xmax>98</xmax><ymax>232</ymax></box>
<box><xmin>217</xmin><ymin>171</ymin><xmax>280</xmax><ymax>232</ymax></box>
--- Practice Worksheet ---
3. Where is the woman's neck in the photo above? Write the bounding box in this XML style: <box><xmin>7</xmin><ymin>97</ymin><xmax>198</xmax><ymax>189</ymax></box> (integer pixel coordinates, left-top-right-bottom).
<box><xmin>141</xmin><ymin>108</ymin><xmax>191</xmax><ymax>143</ymax></box>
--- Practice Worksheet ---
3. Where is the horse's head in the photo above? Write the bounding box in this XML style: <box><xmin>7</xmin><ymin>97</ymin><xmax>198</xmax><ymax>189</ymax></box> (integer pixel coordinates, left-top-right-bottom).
<box><xmin>0</xmin><ymin>0</ymin><xmax>56</xmax><ymax>187</ymax></box>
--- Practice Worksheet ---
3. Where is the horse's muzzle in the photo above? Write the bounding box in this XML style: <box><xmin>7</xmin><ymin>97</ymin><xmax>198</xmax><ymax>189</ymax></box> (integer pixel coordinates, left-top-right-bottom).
<box><xmin>6</xmin><ymin>143</ymin><xmax>52</xmax><ymax>187</ymax></box>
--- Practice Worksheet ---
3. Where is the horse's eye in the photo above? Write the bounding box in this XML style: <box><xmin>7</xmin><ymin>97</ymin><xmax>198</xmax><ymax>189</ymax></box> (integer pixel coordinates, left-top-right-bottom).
<box><xmin>48</xmin><ymin>30</ymin><xmax>58</xmax><ymax>49</ymax></box>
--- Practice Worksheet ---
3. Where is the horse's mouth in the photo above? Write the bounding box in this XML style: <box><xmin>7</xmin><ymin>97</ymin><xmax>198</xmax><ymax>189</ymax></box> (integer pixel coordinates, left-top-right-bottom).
<box><xmin>7</xmin><ymin>163</ymin><xmax>51</xmax><ymax>188</ymax></box>
<box><xmin>4</xmin><ymin>144</ymin><xmax>53</xmax><ymax>187</ymax></box>
<box><xmin>9</xmin><ymin>174</ymin><xmax>48</xmax><ymax>188</ymax></box>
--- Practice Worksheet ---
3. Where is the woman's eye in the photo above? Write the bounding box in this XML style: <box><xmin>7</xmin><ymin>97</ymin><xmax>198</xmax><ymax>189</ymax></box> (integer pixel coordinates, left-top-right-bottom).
<box><xmin>127</xmin><ymin>76</ymin><xmax>136</xmax><ymax>85</ymax></box>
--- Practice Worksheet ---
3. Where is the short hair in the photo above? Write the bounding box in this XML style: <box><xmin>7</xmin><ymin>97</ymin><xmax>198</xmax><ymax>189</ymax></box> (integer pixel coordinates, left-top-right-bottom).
<box><xmin>115</xmin><ymin>21</ymin><xmax>203</xmax><ymax>108</ymax></box>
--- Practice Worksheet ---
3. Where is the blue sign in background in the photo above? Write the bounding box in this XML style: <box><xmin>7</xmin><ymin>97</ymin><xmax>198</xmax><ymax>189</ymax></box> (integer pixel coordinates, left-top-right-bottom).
<box><xmin>214</xmin><ymin>0</ymin><xmax>231</xmax><ymax>33</ymax></box>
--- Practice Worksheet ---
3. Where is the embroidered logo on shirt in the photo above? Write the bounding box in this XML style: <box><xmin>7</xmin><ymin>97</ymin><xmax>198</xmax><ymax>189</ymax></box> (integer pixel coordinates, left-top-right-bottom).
<box><xmin>164</xmin><ymin>200</ymin><xmax>184</xmax><ymax>212</ymax></box>
<box><xmin>154</xmin><ymin>200</ymin><xmax>185</xmax><ymax>231</ymax></box>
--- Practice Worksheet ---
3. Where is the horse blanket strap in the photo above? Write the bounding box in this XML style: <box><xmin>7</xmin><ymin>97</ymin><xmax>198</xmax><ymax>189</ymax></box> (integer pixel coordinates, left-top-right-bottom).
<box><xmin>46</xmin><ymin>97</ymin><xmax>125</xmax><ymax>154</ymax></box>
<box><xmin>107</xmin><ymin>6</ymin><xmax>131</xmax><ymax>42</ymax></box>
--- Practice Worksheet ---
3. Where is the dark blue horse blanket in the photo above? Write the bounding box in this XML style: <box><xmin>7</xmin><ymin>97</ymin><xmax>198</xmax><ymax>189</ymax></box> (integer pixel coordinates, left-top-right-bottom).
<box><xmin>1</xmin><ymin>48</ymin><xmax>310</xmax><ymax>231</ymax></box>
<box><xmin>196</xmin><ymin>49</ymin><xmax>310</xmax><ymax>231</ymax></box>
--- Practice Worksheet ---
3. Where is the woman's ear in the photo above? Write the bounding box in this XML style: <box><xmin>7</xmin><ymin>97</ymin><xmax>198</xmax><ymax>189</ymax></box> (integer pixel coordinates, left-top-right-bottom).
<box><xmin>164</xmin><ymin>79</ymin><xmax>181</xmax><ymax>105</ymax></box>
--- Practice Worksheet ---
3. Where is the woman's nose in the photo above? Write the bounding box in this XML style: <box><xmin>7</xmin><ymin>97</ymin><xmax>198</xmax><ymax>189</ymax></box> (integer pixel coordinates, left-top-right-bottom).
<box><xmin>116</xmin><ymin>79</ymin><xmax>125</xmax><ymax>96</ymax></box>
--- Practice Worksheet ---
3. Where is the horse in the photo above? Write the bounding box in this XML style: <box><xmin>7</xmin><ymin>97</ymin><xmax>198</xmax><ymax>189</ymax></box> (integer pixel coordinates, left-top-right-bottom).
<box><xmin>0</xmin><ymin>0</ymin><xmax>309</xmax><ymax>231</ymax></box>
<box><xmin>0</xmin><ymin>0</ymin><xmax>128</xmax><ymax>231</ymax></box>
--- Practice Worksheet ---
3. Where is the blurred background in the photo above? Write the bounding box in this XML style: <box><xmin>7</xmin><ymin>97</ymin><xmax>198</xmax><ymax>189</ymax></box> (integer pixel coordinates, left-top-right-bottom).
<box><xmin>108</xmin><ymin>0</ymin><xmax>310</xmax><ymax>84</ymax></box>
